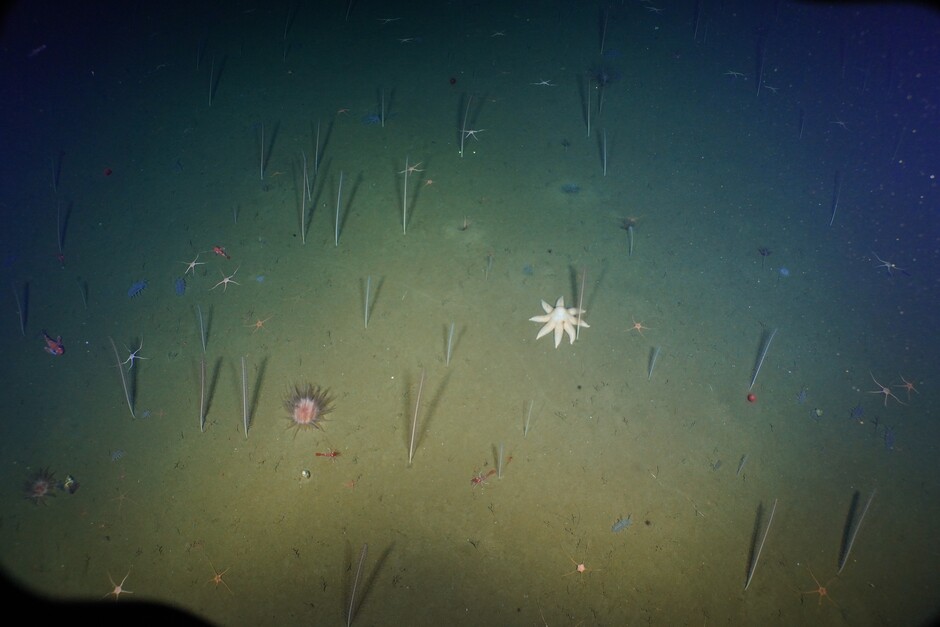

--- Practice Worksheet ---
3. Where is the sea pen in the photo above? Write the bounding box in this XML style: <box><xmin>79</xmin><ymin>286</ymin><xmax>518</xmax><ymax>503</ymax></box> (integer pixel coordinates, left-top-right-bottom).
<box><xmin>347</xmin><ymin>543</ymin><xmax>368</xmax><ymax>627</ymax></box>
<box><xmin>10</xmin><ymin>280</ymin><xmax>25</xmax><ymax>336</ymax></box>
<box><xmin>401</xmin><ymin>157</ymin><xmax>409</xmax><ymax>234</ymax></box>
<box><xmin>196</xmin><ymin>305</ymin><xmax>206</xmax><ymax>353</ymax></box>
<box><xmin>364</xmin><ymin>276</ymin><xmax>371</xmax><ymax>329</ymax></box>
<box><xmin>828</xmin><ymin>170</ymin><xmax>842</xmax><ymax>227</ymax></box>
<box><xmin>748</xmin><ymin>328</ymin><xmax>778</xmax><ymax>391</ymax></box>
<box><xmin>744</xmin><ymin>498</ymin><xmax>777</xmax><ymax>591</ymax></box>
<box><xmin>56</xmin><ymin>201</ymin><xmax>63</xmax><ymax>255</ymax></box>
<box><xmin>576</xmin><ymin>266</ymin><xmax>586</xmax><ymax>340</ymax></box>
<box><xmin>890</xmin><ymin>127</ymin><xmax>905</xmax><ymax>163</ymax></box>
<box><xmin>838</xmin><ymin>488</ymin><xmax>876</xmax><ymax>573</ymax></box>
<box><xmin>301</xmin><ymin>150</ymin><xmax>308</xmax><ymax>244</ymax></box>
<box><xmin>602</xmin><ymin>129</ymin><xmax>608</xmax><ymax>176</ymax></box>
<box><xmin>208</xmin><ymin>55</ymin><xmax>214</xmax><ymax>107</ymax></box>
<box><xmin>586</xmin><ymin>81</ymin><xmax>592</xmax><ymax>139</ymax></box>
<box><xmin>736</xmin><ymin>453</ymin><xmax>749</xmax><ymax>476</ymax></box>
<box><xmin>109</xmin><ymin>337</ymin><xmax>135</xmax><ymax>418</ymax></box>
<box><xmin>199</xmin><ymin>357</ymin><xmax>206</xmax><ymax>433</ymax></box>
<box><xmin>627</xmin><ymin>224</ymin><xmax>635</xmax><ymax>257</ymax></box>
<box><xmin>497</xmin><ymin>442</ymin><xmax>504</xmax><ymax>479</ymax></box>
<box><xmin>241</xmin><ymin>356</ymin><xmax>249</xmax><ymax>439</ymax></box>
<box><xmin>314</xmin><ymin>121</ymin><xmax>321</xmax><ymax>174</ymax></box>
<box><xmin>523</xmin><ymin>400</ymin><xmax>534</xmax><ymax>437</ymax></box>
<box><xmin>77</xmin><ymin>278</ymin><xmax>88</xmax><ymax>310</ymax></box>
<box><xmin>445</xmin><ymin>322</ymin><xmax>455</xmax><ymax>366</ymax></box>
<box><xmin>648</xmin><ymin>346</ymin><xmax>661</xmax><ymax>381</ymax></box>
<box><xmin>380</xmin><ymin>88</ymin><xmax>385</xmax><ymax>128</ymax></box>
<box><xmin>335</xmin><ymin>170</ymin><xmax>343</xmax><ymax>246</ymax></box>
<box><xmin>408</xmin><ymin>369</ymin><xmax>425</xmax><ymax>465</ymax></box>
<box><xmin>459</xmin><ymin>97</ymin><xmax>471</xmax><ymax>158</ymax></box>
<box><xmin>259</xmin><ymin>121</ymin><xmax>265</xmax><ymax>182</ymax></box>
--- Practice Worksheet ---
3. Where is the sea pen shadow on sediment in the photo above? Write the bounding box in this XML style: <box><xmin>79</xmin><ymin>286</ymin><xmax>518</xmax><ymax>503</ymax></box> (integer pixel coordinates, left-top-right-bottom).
<box><xmin>249</xmin><ymin>357</ymin><xmax>269</xmax><ymax>427</ymax></box>
<box><xmin>205</xmin><ymin>357</ymin><xmax>224</xmax><ymax>418</ymax></box>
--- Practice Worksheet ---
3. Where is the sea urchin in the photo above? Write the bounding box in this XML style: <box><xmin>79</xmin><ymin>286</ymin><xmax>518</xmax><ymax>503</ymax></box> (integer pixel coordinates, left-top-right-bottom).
<box><xmin>284</xmin><ymin>384</ymin><xmax>334</xmax><ymax>435</ymax></box>
<box><xmin>24</xmin><ymin>467</ymin><xmax>57</xmax><ymax>505</ymax></box>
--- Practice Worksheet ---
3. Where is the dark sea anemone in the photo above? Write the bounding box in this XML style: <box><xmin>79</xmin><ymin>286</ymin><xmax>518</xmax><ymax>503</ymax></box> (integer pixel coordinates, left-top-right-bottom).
<box><xmin>24</xmin><ymin>467</ymin><xmax>57</xmax><ymax>505</ymax></box>
<box><xmin>284</xmin><ymin>384</ymin><xmax>334</xmax><ymax>435</ymax></box>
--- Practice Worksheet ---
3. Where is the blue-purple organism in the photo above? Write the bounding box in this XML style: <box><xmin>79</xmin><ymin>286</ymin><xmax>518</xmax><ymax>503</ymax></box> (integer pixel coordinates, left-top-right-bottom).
<box><xmin>849</xmin><ymin>403</ymin><xmax>864</xmax><ymax>422</ymax></box>
<box><xmin>884</xmin><ymin>426</ymin><xmax>895</xmax><ymax>450</ymax></box>
<box><xmin>796</xmin><ymin>387</ymin><xmax>807</xmax><ymax>404</ymax></box>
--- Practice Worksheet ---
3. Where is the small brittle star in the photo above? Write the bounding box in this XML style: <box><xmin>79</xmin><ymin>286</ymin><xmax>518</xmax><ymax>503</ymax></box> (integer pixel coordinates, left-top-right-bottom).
<box><xmin>211</xmin><ymin>266</ymin><xmax>240</xmax><ymax>292</ymax></box>
<box><xmin>399</xmin><ymin>161</ymin><xmax>424</xmax><ymax>175</ymax></box>
<box><xmin>871</xmin><ymin>252</ymin><xmax>906</xmax><ymax>276</ymax></box>
<box><xmin>562</xmin><ymin>550</ymin><xmax>602</xmax><ymax>578</ymax></box>
<box><xmin>868</xmin><ymin>372</ymin><xmax>904</xmax><ymax>407</ymax></box>
<box><xmin>800</xmin><ymin>567</ymin><xmax>838</xmax><ymax>607</ymax></box>
<box><xmin>122</xmin><ymin>338</ymin><xmax>148</xmax><ymax>370</ymax></box>
<box><xmin>530</xmin><ymin>79</ymin><xmax>555</xmax><ymax>86</ymax></box>
<box><xmin>895</xmin><ymin>374</ymin><xmax>919</xmax><ymax>400</ymax></box>
<box><xmin>103</xmin><ymin>571</ymin><xmax>133</xmax><ymax>600</ymax></box>
<box><xmin>245</xmin><ymin>315</ymin><xmax>273</xmax><ymax>333</ymax></box>
<box><xmin>181</xmin><ymin>254</ymin><xmax>205</xmax><ymax>276</ymax></box>
<box><xmin>462</xmin><ymin>128</ymin><xmax>485</xmax><ymax>141</ymax></box>
<box><xmin>627</xmin><ymin>319</ymin><xmax>652</xmax><ymax>337</ymax></box>
<box><xmin>206</xmin><ymin>558</ymin><xmax>232</xmax><ymax>593</ymax></box>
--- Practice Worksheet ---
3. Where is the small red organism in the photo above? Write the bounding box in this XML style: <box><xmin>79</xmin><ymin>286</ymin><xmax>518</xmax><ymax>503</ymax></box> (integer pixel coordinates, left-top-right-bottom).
<box><xmin>746</xmin><ymin>393</ymin><xmax>757</xmax><ymax>403</ymax></box>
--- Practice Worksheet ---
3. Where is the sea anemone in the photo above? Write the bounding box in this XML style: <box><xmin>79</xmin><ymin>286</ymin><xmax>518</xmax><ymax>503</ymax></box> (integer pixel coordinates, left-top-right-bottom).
<box><xmin>284</xmin><ymin>384</ymin><xmax>334</xmax><ymax>435</ymax></box>
<box><xmin>23</xmin><ymin>467</ymin><xmax>57</xmax><ymax>505</ymax></box>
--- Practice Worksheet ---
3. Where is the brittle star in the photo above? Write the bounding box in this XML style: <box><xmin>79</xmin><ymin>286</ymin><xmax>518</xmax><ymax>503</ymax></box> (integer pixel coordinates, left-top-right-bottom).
<box><xmin>462</xmin><ymin>129</ymin><xmax>485</xmax><ymax>141</ymax></box>
<box><xmin>181</xmin><ymin>254</ymin><xmax>205</xmax><ymax>276</ymax></box>
<box><xmin>562</xmin><ymin>550</ymin><xmax>602</xmax><ymax>578</ymax></box>
<box><xmin>103</xmin><ymin>571</ymin><xmax>133</xmax><ymax>600</ymax></box>
<box><xmin>800</xmin><ymin>568</ymin><xmax>838</xmax><ymax>607</ymax></box>
<box><xmin>895</xmin><ymin>374</ymin><xmax>919</xmax><ymax>400</ymax></box>
<box><xmin>376</xmin><ymin>17</ymin><xmax>400</xmax><ymax>24</ymax></box>
<box><xmin>399</xmin><ymin>162</ymin><xmax>424</xmax><ymax>175</ymax></box>
<box><xmin>627</xmin><ymin>319</ymin><xmax>652</xmax><ymax>337</ymax></box>
<box><xmin>530</xmin><ymin>79</ymin><xmax>555</xmax><ymax>86</ymax></box>
<box><xmin>830</xmin><ymin>119</ymin><xmax>849</xmax><ymax>130</ymax></box>
<box><xmin>724</xmin><ymin>70</ymin><xmax>745</xmax><ymax>79</ymax></box>
<box><xmin>122</xmin><ymin>338</ymin><xmax>148</xmax><ymax>370</ymax></box>
<box><xmin>868</xmin><ymin>372</ymin><xmax>904</xmax><ymax>406</ymax></box>
<box><xmin>211</xmin><ymin>266</ymin><xmax>240</xmax><ymax>292</ymax></box>
<box><xmin>871</xmin><ymin>252</ymin><xmax>907</xmax><ymax>276</ymax></box>
<box><xmin>206</xmin><ymin>558</ymin><xmax>232</xmax><ymax>593</ymax></box>
<box><xmin>245</xmin><ymin>315</ymin><xmax>273</xmax><ymax>334</ymax></box>
<box><xmin>645</xmin><ymin>6</ymin><xmax>664</xmax><ymax>14</ymax></box>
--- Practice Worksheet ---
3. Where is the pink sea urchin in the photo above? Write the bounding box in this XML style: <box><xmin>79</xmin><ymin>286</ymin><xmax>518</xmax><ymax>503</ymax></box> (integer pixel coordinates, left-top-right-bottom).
<box><xmin>23</xmin><ymin>467</ymin><xmax>57</xmax><ymax>505</ymax></box>
<box><xmin>284</xmin><ymin>384</ymin><xmax>334</xmax><ymax>435</ymax></box>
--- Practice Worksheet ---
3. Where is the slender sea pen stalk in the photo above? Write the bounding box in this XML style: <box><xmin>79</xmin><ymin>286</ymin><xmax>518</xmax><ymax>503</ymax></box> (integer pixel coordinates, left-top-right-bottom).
<box><xmin>347</xmin><ymin>543</ymin><xmax>368</xmax><ymax>627</ymax></box>
<box><xmin>241</xmin><ymin>356</ymin><xmax>249</xmax><ymax>439</ymax></box>
<box><xmin>576</xmin><ymin>267</ymin><xmax>586</xmax><ymax>340</ymax></box>
<box><xmin>364</xmin><ymin>276</ymin><xmax>371</xmax><ymax>329</ymax></box>
<box><xmin>748</xmin><ymin>328</ymin><xmax>778</xmax><ymax>391</ymax></box>
<box><xmin>744</xmin><ymin>498</ymin><xmax>777</xmax><ymax>591</ymax></box>
<box><xmin>199</xmin><ymin>357</ymin><xmax>206</xmax><ymax>433</ymax></box>
<box><xmin>109</xmin><ymin>337</ymin><xmax>135</xmax><ymax>418</ymax></box>
<box><xmin>402</xmin><ymin>156</ymin><xmax>409</xmax><ymax>234</ymax></box>
<box><xmin>838</xmin><ymin>488</ymin><xmax>876</xmax><ymax>573</ymax></box>
<box><xmin>445</xmin><ymin>322</ymin><xmax>455</xmax><ymax>366</ymax></box>
<box><xmin>11</xmin><ymin>280</ymin><xmax>25</xmax><ymax>336</ymax></box>
<box><xmin>335</xmin><ymin>171</ymin><xmax>343</xmax><ymax>246</ymax></box>
<box><xmin>408</xmin><ymin>369</ymin><xmax>426</xmax><ymax>465</ymax></box>
<box><xmin>648</xmin><ymin>346</ymin><xmax>661</xmax><ymax>381</ymax></box>
<box><xmin>197</xmin><ymin>305</ymin><xmax>206</xmax><ymax>354</ymax></box>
